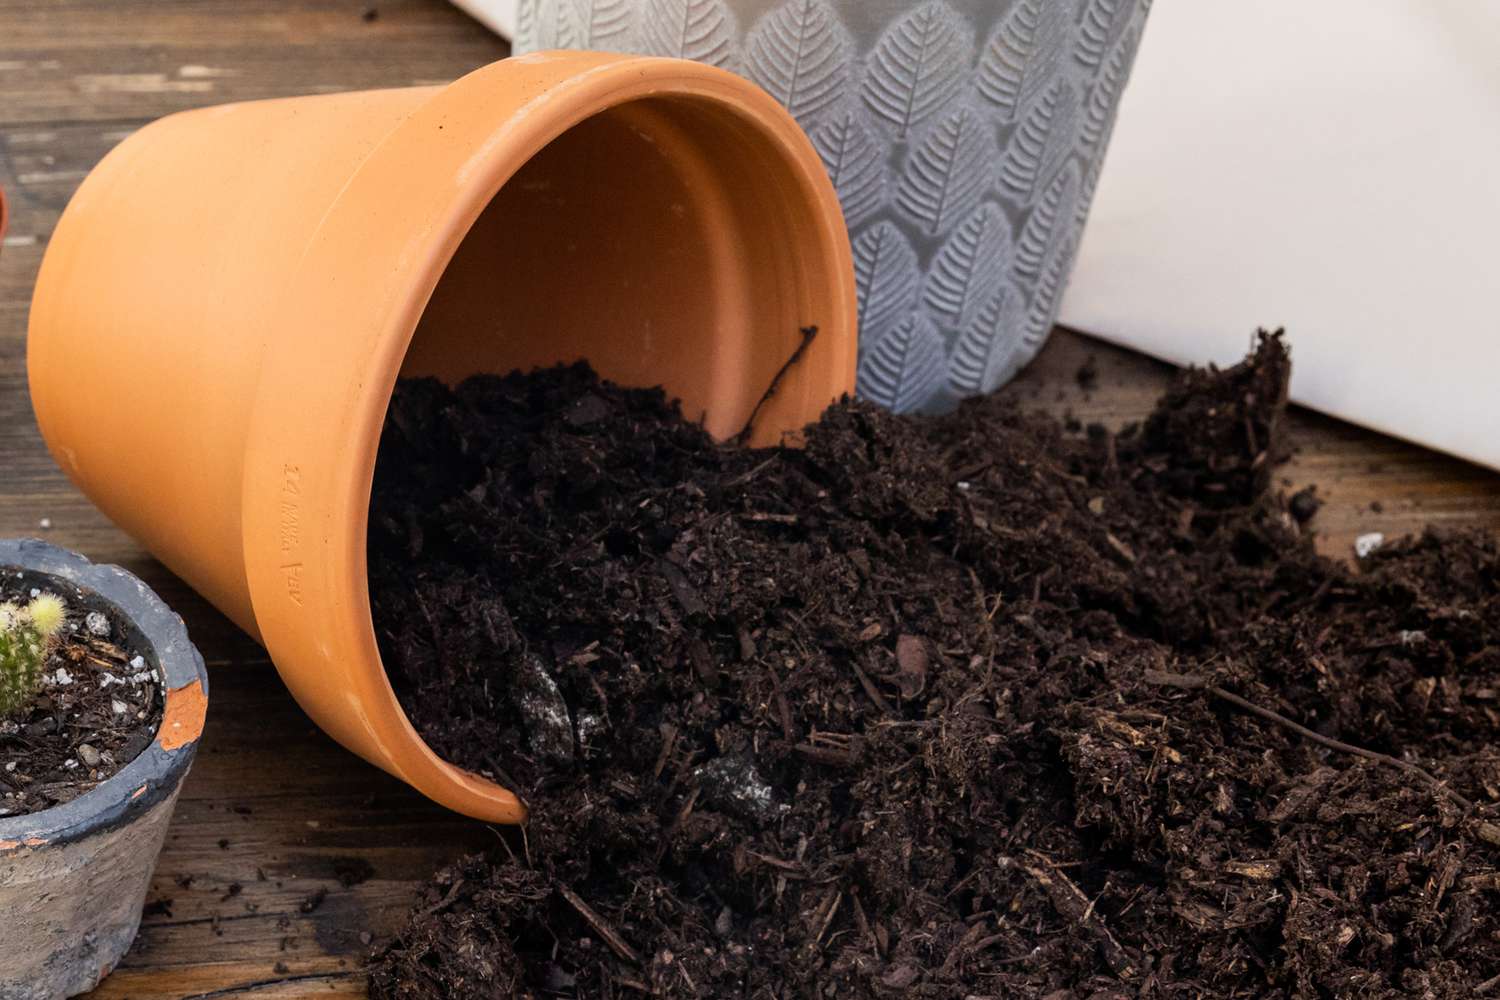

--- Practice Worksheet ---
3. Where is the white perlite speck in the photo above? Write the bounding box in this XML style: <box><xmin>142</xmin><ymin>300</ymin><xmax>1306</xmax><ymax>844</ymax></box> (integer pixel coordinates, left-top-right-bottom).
<box><xmin>1354</xmin><ymin>532</ymin><xmax>1385</xmax><ymax>558</ymax></box>
<box><xmin>85</xmin><ymin>611</ymin><xmax>111</xmax><ymax>637</ymax></box>
<box><xmin>48</xmin><ymin>667</ymin><xmax>74</xmax><ymax>687</ymax></box>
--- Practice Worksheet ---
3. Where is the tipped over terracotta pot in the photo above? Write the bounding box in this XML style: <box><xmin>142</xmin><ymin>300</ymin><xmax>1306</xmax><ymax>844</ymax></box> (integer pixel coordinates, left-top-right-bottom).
<box><xmin>28</xmin><ymin>52</ymin><xmax>857</xmax><ymax>823</ymax></box>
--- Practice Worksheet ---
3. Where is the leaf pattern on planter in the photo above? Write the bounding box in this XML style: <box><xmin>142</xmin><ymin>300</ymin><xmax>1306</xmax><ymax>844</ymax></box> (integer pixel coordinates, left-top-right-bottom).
<box><xmin>517</xmin><ymin>0</ymin><xmax>541</xmax><ymax>46</ymax></box>
<box><xmin>552</xmin><ymin>0</ymin><xmax>585</xmax><ymax>47</ymax></box>
<box><xmin>853</xmin><ymin>223</ymin><xmax>920</xmax><ymax>336</ymax></box>
<box><xmin>1020</xmin><ymin>227</ymin><xmax>1081</xmax><ymax>357</ymax></box>
<box><xmin>897</xmin><ymin>107</ymin><xmax>993</xmax><ymax>235</ymax></box>
<box><xmin>924</xmin><ymin>203</ymin><xmax>1011</xmax><ymax>325</ymax></box>
<box><xmin>1014</xmin><ymin>161</ymin><xmax>1082</xmax><ymax>283</ymax></box>
<box><xmin>1077</xmin><ymin>0</ymin><xmax>1134</xmax><ymax>70</ymax></box>
<box><xmin>860</xmin><ymin>1</ymin><xmax>972</xmax><ymax>139</ymax></box>
<box><xmin>569</xmin><ymin>0</ymin><xmax>637</xmax><ymax>48</ymax></box>
<box><xmin>976</xmin><ymin>0</ymin><xmax>1068</xmax><ymax>124</ymax></box>
<box><xmin>998</xmin><ymin>77</ymin><xmax>1079</xmax><ymax>205</ymax></box>
<box><xmin>811</xmin><ymin>110</ymin><xmax>886</xmax><ymax>229</ymax></box>
<box><xmin>947</xmin><ymin>283</ymin><xmax>1027</xmax><ymax>396</ymax></box>
<box><xmin>514</xmin><ymin>0</ymin><xmax>1151</xmax><ymax>414</ymax></box>
<box><xmin>641</xmin><ymin>0</ymin><xmax>740</xmax><ymax>67</ymax></box>
<box><xmin>1082</xmin><ymin>28</ymin><xmax>1135</xmax><ymax>148</ymax></box>
<box><xmin>858</xmin><ymin>314</ymin><xmax>947</xmax><ymax>412</ymax></box>
<box><xmin>746</xmin><ymin>0</ymin><xmax>852</xmax><ymax>125</ymax></box>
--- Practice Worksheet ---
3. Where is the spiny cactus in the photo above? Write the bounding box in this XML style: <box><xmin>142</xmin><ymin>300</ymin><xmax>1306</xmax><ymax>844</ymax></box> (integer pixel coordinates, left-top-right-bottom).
<box><xmin>0</xmin><ymin>594</ymin><xmax>66</xmax><ymax>717</ymax></box>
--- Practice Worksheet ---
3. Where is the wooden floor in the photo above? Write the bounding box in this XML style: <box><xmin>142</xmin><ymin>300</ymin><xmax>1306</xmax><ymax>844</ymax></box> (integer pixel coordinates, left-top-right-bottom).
<box><xmin>2</xmin><ymin>3</ymin><xmax>1499</xmax><ymax>997</ymax></box>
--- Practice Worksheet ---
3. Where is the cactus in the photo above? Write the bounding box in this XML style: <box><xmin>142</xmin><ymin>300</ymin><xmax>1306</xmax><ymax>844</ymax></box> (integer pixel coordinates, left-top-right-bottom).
<box><xmin>0</xmin><ymin>594</ymin><xmax>66</xmax><ymax>717</ymax></box>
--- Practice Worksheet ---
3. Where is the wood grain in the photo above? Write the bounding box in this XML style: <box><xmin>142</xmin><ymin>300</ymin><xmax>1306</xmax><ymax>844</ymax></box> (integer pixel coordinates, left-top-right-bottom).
<box><xmin>0</xmin><ymin>2</ymin><xmax>1496</xmax><ymax>997</ymax></box>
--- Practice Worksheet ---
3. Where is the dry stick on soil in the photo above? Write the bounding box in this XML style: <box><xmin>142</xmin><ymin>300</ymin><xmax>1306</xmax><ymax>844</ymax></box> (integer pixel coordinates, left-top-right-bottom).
<box><xmin>1143</xmin><ymin>670</ymin><xmax>1477</xmax><ymax>813</ymax></box>
<box><xmin>557</xmin><ymin>883</ymin><xmax>641</xmax><ymax>966</ymax></box>
<box><xmin>1018</xmin><ymin>852</ymin><xmax>1136</xmax><ymax>980</ymax></box>
<box><xmin>735</xmin><ymin>326</ymin><xmax>819</xmax><ymax>445</ymax></box>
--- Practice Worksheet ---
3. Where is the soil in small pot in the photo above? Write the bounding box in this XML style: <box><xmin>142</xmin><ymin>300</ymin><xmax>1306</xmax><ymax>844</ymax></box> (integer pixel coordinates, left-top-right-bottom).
<box><xmin>366</xmin><ymin>335</ymin><xmax>1500</xmax><ymax>998</ymax></box>
<box><xmin>0</xmin><ymin>571</ymin><xmax>162</xmax><ymax>817</ymax></box>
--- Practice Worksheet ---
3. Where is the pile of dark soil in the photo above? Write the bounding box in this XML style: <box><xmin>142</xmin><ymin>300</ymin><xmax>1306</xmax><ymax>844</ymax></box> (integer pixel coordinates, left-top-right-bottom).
<box><xmin>0</xmin><ymin>574</ymin><xmax>161</xmax><ymax>816</ymax></box>
<box><xmin>366</xmin><ymin>335</ymin><xmax>1500</xmax><ymax>999</ymax></box>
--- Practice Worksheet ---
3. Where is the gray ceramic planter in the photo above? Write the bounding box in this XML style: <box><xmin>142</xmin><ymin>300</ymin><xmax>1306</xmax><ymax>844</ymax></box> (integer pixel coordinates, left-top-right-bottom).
<box><xmin>0</xmin><ymin>540</ymin><xmax>207</xmax><ymax>1000</ymax></box>
<box><xmin>515</xmin><ymin>0</ymin><xmax>1150</xmax><ymax>412</ymax></box>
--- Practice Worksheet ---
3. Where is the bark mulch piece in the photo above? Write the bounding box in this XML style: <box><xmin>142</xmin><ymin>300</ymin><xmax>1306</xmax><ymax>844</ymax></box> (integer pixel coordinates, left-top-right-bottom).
<box><xmin>366</xmin><ymin>334</ymin><xmax>1500</xmax><ymax>998</ymax></box>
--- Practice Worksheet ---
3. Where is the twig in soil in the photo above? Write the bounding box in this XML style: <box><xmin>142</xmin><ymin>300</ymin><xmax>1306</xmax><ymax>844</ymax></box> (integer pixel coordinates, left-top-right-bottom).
<box><xmin>652</xmin><ymin>723</ymin><xmax>679</xmax><ymax>781</ymax></box>
<box><xmin>850</xmin><ymin>889</ymin><xmax>877</xmax><ymax>955</ymax></box>
<box><xmin>851</xmin><ymin>657</ymin><xmax>893</xmax><ymax>715</ymax></box>
<box><xmin>742</xmin><ymin>511</ymin><xmax>800</xmax><ymax>525</ymax></box>
<box><xmin>725</xmin><ymin>456</ymin><xmax>778</xmax><ymax>489</ymax></box>
<box><xmin>766</xmin><ymin>667</ymin><xmax>795</xmax><ymax>741</ymax></box>
<box><xmin>812</xmin><ymin>888</ymin><xmax>843</xmax><ymax>946</ymax></box>
<box><xmin>793</xmin><ymin>742</ymin><xmax>861</xmax><ymax>767</ymax></box>
<box><xmin>416</xmin><ymin>878</ymin><xmax>465</xmax><ymax>922</ymax></box>
<box><xmin>1017</xmin><ymin>852</ymin><xmax>1136</xmax><ymax>979</ymax></box>
<box><xmin>736</xmin><ymin>326</ymin><xmax>819</xmax><ymax>444</ymax></box>
<box><xmin>1142</xmin><ymin>670</ymin><xmax>1476</xmax><ymax>812</ymax></box>
<box><xmin>557</xmin><ymin>883</ymin><xmax>641</xmax><ymax>965</ymax></box>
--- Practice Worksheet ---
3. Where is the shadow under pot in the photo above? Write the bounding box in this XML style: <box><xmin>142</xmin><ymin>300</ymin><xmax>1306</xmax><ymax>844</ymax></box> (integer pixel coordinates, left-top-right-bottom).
<box><xmin>0</xmin><ymin>539</ymin><xmax>207</xmax><ymax>1000</ymax></box>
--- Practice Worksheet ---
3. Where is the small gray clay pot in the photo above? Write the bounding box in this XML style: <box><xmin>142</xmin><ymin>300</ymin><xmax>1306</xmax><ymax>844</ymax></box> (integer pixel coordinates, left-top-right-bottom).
<box><xmin>0</xmin><ymin>539</ymin><xmax>207</xmax><ymax>1000</ymax></box>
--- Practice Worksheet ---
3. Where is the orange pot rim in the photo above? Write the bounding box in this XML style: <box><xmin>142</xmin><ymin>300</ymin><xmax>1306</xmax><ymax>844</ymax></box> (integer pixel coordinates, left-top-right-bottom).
<box><xmin>240</xmin><ymin>53</ymin><xmax>857</xmax><ymax>823</ymax></box>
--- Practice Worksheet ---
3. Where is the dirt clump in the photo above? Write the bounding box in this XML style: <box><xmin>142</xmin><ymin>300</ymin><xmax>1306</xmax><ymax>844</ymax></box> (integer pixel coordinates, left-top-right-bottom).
<box><xmin>367</xmin><ymin>334</ymin><xmax>1500</xmax><ymax>998</ymax></box>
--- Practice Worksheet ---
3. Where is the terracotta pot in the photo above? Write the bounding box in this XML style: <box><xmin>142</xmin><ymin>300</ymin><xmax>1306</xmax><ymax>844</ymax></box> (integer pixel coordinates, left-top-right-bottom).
<box><xmin>28</xmin><ymin>53</ymin><xmax>856</xmax><ymax>824</ymax></box>
<box><xmin>0</xmin><ymin>540</ymin><xmax>207</xmax><ymax>1000</ymax></box>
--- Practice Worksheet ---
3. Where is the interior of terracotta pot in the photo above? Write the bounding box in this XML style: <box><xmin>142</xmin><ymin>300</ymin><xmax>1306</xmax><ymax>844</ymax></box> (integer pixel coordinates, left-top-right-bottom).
<box><xmin>401</xmin><ymin>93</ymin><xmax>830</xmax><ymax>442</ymax></box>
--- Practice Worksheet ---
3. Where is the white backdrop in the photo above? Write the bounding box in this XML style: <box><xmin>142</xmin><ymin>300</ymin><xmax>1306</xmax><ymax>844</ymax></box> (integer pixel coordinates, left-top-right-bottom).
<box><xmin>1060</xmin><ymin>0</ymin><xmax>1500</xmax><ymax>470</ymax></box>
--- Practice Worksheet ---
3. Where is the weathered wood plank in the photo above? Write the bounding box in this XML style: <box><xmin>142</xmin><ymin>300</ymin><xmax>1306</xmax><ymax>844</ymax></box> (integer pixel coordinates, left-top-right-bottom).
<box><xmin>0</xmin><ymin>0</ymin><xmax>509</xmax><ymax>126</ymax></box>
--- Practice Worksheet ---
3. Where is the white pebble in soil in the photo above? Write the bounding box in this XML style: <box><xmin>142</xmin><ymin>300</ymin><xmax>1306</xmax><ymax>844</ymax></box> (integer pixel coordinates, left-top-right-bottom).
<box><xmin>1354</xmin><ymin>532</ymin><xmax>1385</xmax><ymax>559</ymax></box>
<box><xmin>77</xmin><ymin>744</ymin><xmax>101</xmax><ymax>767</ymax></box>
<box><xmin>85</xmin><ymin>611</ymin><xmax>111</xmax><ymax>637</ymax></box>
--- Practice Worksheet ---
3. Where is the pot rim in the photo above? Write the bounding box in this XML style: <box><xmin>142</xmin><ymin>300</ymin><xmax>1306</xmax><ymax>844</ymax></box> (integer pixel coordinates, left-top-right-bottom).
<box><xmin>0</xmin><ymin>539</ymin><xmax>207</xmax><ymax>850</ymax></box>
<box><xmin>239</xmin><ymin>52</ymin><xmax>856</xmax><ymax>822</ymax></box>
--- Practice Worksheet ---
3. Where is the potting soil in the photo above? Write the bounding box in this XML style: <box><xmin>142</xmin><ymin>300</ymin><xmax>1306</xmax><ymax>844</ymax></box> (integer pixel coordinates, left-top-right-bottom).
<box><xmin>0</xmin><ymin>578</ymin><xmax>162</xmax><ymax>817</ymax></box>
<box><xmin>366</xmin><ymin>335</ymin><xmax>1500</xmax><ymax>998</ymax></box>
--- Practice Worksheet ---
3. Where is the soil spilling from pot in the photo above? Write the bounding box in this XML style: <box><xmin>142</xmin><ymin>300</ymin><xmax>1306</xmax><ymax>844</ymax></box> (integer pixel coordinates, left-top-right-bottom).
<box><xmin>366</xmin><ymin>335</ymin><xmax>1500</xmax><ymax>998</ymax></box>
<box><xmin>0</xmin><ymin>572</ymin><xmax>162</xmax><ymax>817</ymax></box>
